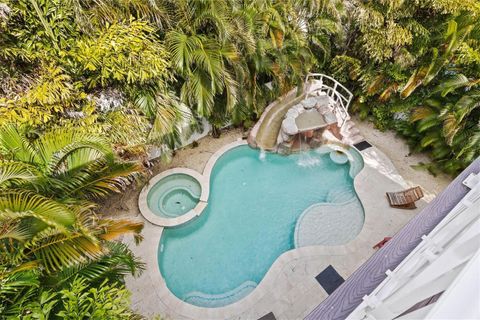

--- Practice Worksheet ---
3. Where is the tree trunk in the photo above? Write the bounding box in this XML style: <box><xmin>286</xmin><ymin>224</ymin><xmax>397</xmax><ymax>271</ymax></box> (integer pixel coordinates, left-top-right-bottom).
<box><xmin>212</xmin><ymin>125</ymin><xmax>221</xmax><ymax>138</ymax></box>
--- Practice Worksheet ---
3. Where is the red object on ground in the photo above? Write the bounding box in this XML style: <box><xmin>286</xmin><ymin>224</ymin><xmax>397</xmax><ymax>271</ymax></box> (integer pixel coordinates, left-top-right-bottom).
<box><xmin>373</xmin><ymin>237</ymin><xmax>392</xmax><ymax>249</ymax></box>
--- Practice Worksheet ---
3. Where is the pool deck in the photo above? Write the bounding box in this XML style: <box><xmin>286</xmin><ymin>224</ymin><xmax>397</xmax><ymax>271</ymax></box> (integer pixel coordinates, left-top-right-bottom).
<box><xmin>121</xmin><ymin>128</ymin><xmax>437</xmax><ymax>320</ymax></box>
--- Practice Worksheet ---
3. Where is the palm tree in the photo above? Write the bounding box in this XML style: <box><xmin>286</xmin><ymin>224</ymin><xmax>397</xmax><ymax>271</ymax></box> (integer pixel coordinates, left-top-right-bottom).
<box><xmin>0</xmin><ymin>125</ymin><xmax>142</xmax><ymax>199</ymax></box>
<box><xmin>405</xmin><ymin>75</ymin><xmax>480</xmax><ymax>174</ymax></box>
<box><xmin>165</xmin><ymin>0</ymin><xmax>240</xmax><ymax>117</ymax></box>
<box><xmin>0</xmin><ymin>125</ymin><xmax>144</xmax><ymax>274</ymax></box>
<box><xmin>400</xmin><ymin>19</ymin><xmax>476</xmax><ymax>99</ymax></box>
<box><xmin>0</xmin><ymin>265</ymin><xmax>40</xmax><ymax>316</ymax></box>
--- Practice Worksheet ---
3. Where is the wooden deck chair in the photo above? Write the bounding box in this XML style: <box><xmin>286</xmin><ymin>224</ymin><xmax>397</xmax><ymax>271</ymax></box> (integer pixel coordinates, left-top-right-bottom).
<box><xmin>386</xmin><ymin>186</ymin><xmax>424</xmax><ymax>209</ymax></box>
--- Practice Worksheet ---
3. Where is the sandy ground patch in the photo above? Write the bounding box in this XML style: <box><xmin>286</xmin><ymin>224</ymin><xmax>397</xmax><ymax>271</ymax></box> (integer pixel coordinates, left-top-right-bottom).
<box><xmin>353</xmin><ymin>117</ymin><xmax>452</xmax><ymax>199</ymax></box>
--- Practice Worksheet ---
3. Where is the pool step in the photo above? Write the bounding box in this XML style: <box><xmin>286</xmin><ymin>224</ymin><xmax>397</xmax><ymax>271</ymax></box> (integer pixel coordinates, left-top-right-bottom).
<box><xmin>327</xmin><ymin>187</ymin><xmax>356</xmax><ymax>203</ymax></box>
<box><xmin>340</xmin><ymin>120</ymin><xmax>365</xmax><ymax>146</ymax></box>
<box><xmin>183</xmin><ymin>281</ymin><xmax>257</xmax><ymax>308</ymax></box>
<box><xmin>294</xmin><ymin>198</ymin><xmax>364</xmax><ymax>248</ymax></box>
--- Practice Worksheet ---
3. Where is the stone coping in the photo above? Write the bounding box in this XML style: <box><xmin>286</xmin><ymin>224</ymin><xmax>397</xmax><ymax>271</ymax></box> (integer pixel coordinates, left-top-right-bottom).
<box><xmin>136</xmin><ymin>139</ymin><xmax>415</xmax><ymax>319</ymax></box>
<box><xmin>202</xmin><ymin>139</ymin><xmax>247</xmax><ymax>179</ymax></box>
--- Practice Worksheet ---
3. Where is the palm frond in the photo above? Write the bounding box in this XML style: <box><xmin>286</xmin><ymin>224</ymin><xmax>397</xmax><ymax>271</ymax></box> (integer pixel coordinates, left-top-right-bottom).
<box><xmin>0</xmin><ymin>160</ymin><xmax>40</xmax><ymax>188</ymax></box>
<box><xmin>45</xmin><ymin>242</ymin><xmax>144</xmax><ymax>288</ymax></box>
<box><xmin>400</xmin><ymin>65</ymin><xmax>430</xmax><ymax>99</ymax></box>
<box><xmin>0</xmin><ymin>125</ymin><xmax>39</xmax><ymax>164</ymax></box>
<box><xmin>0</xmin><ymin>190</ymin><xmax>75</xmax><ymax>229</ymax></box>
<box><xmin>417</xmin><ymin>115</ymin><xmax>441</xmax><ymax>133</ymax></box>
<box><xmin>411</xmin><ymin>106</ymin><xmax>435</xmax><ymax>122</ymax></box>
<box><xmin>166</xmin><ymin>31</ymin><xmax>201</xmax><ymax>73</ymax></box>
<box><xmin>0</xmin><ymin>219</ymin><xmax>31</xmax><ymax>244</ymax></box>
<box><xmin>420</xmin><ymin>131</ymin><xmax>442</xmax><ymax>148</ymax></box>
<box><xmin>181</xmin><ymin>69</ymin><xmax>216</xmax><ymax>116</ymax></box>
<box><xmin>35</xmin><ymin>128</ymin><xmax>112</xmax><ymax>174</ymax></box>
<box><xmin>454</xmin><ymin>89</ymin><xmax>480</xmax><ymax>124</ymax></box>
<box><xmin>59</xmin><ymin>160</ymin><xmax>142</xmax><ymax>199</ymax></box>
<box><xmin>0</xmin><ymin>268</ymin><xmax>40</xmax><ymax>316</ymax></box>
<box><xmin>434</xmin><ymin>74</ymin><xmax>471</xmax><ymax>97</ymax></box>
<box><xmin>97</xmin><ymin>219</ymin><xmax>144</xmax><ymax>244</ymax></box>
<box><xmin>26</xmin><ymin>228</ymin><xmax>103</xmax><ymax>273</ymax></box>
<box><xmin>442</xmin><ymin>113</ymin><xmax>460</xmax><ymax>145</ymax></box>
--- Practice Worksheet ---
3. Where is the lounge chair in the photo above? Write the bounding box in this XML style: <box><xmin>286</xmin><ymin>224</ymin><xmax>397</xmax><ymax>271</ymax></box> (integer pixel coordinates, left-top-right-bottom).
<box><xmin>386</xmin><ymin>186</ymin><xmax>424</xmax><ymax>209</ymax></box>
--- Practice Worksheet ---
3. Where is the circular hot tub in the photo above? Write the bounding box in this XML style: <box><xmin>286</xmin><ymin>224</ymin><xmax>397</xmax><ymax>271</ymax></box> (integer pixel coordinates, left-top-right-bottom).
<box><xmin>139</xmin><ymin>169</ymin><xmax>207</xmax><ymax>226</ymax></box>
<box><xmin>147</xmin><ymin>174</ymin><xmax>201</xmax><ymax>218</ymax></box>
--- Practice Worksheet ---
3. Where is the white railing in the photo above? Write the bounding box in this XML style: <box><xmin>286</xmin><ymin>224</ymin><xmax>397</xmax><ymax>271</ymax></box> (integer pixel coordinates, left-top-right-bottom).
<box><xmin>304</xmin><ymin>73</ymin><xmax>354</xmax><ymax>129</ymax></box>
<box><xmin>346</xmin><ymin>172</ymin><xmax>480</xmax><ymax>320</ymax></box>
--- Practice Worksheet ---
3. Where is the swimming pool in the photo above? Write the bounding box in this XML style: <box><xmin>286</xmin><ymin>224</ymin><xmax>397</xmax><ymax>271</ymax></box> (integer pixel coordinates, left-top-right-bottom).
<box><xmin>158</xmin><ymin>145</ymin><xmax>364</xmax><ymax>308</ymax></box>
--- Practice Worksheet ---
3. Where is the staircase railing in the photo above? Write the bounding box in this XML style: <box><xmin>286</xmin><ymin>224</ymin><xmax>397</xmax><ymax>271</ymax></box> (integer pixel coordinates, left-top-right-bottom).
<box><xmin>304</xmin><ymin>73</ymin><xmax>353</xmax><ymax>130</ymax></box>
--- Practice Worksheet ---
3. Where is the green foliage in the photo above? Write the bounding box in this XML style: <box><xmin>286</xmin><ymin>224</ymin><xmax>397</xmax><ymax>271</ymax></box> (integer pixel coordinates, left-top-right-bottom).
<box><xmin>1</xmin><ymin>0</ymin><xmax>344</xmax><ymax>148</ymax></box>
<box><xmin>1</xmin><ymin>0</ymin><xmax>479</xmax><ymax>317</ymax></box>
<box><xmin>46</xmin><ymin>242</ymin><xmax>145</xmax><ymax>288</ymax></box>
<box><xmin>0</xmin><ymin>1</ymin><xmax>347</xmax><ymax>318</ymax></box>
<box><xmin>404</xmin><ymin>82</ymin><xmax>480</xmax><ymax>173</ymax></box>
<box><xmin>0</xmin><ymin>267</ymin><xmax>41</xmax><ymax>317</ymax></box>
<box><xmin>330</xmin><ymin>0</ymin><xmax>480</xmax><ymax>174</ymax></box>
<box><xmin>161</xmin><ymin>0</ymin><xmax>341</xmax><ymax>124</ymax></box>
<box><xmin>0</xmin><ymin>65</ymin><xmax>83</xmax><ymax>126</ymax></box>
<box><xmin>0</xmin><ymin>126</ymin><xmax>144</xmax><ymax>318</ymax></box>
<box><xmin>0</xmin><ymin>125</ymin><xmax>143</xmax><ymax>198</ymax></box>
<box><xmin>330</xmin><ymin>55</ymin><xmax>362</xmax><ymax>83</ymax></box>
<box><xmin>73</xmin><ymin>20</ymin><xmax>171</xmax><ymax>88</ymax></box>
<box><xmin>55</xmin><ymin>277</ymin><xmax>137</xmax><ymax>320</ymax></box>
<box><xmin>3</xmin><ymin>275</ymin><xmax>140</xmax><ymax>319</ymax></box>
<box><xmin>0</xmin><ymin>2</ymin><xmax>179</xmax><ymax>148</ymax></box>
<box><xmin>0</xmin><ymin>2</ymin><xmax>346</xmax><ymax>315</ymax></box>
<box><xmin>2</xmin><ymin>0</ymin><xmax>78</xmax><ymax>60</ymax></box>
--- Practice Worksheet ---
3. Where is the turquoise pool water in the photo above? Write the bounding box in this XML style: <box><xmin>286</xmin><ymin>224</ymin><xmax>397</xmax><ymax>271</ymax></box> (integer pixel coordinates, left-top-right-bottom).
<box><xmin>147</xmin><ymin>174</ymin><xmax>201</xmax><ymax>218</ymax></box>
<box><xmin>158</xmin><ymin>146</ymin><xmax>364</xmax><ymax>307</ymax></box>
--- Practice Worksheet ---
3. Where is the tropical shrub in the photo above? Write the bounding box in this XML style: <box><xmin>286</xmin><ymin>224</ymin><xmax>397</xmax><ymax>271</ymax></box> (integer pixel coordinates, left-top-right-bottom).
<box><xmin>55</xmin><ymin>277</ymin><xmax>138</xmax><ymax>320</ymax></box>
<box><xmin>2</xmin><ymin>274</ymin><xmax>140</xmax><ymax>319</ymax></box>
<box><xmin>0</xmin><ymin>125</ymin><xmax>144</xmax><ymax>318</ymax></box>
<box><xmin>397</xmin><ymin>77</ymin><xmax>480</xmax><ymax>174</ymax></box>
<box><xmin>1</xmin><ymin>0</ymin><xmax>343</xmax><ymax>142</ymax></box>
<box><xmin>330</xmin><ymin>0</ymin><xmax>480</xmax><ymax>173</ymax></box>
<box><xmin>0</xmin><ymin>1</ymin><xmax>183</xmax><ymax>151</ymax></box>
<box><xmin>71</xmin><ymin>20</ymin><xmax>171</xmax><ymax>89</ymax></box>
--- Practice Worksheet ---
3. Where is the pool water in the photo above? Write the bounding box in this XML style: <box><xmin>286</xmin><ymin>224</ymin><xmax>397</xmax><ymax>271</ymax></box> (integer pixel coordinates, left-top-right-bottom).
<box><xmin>147</xmin><ymin>174</ymin><xmax>201</xmax><ymax>218</ymax></box>
<box><xmin>158</xmin><ymin>146</ymin><xmax>364</xmax><ymax>307</ymax></box>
